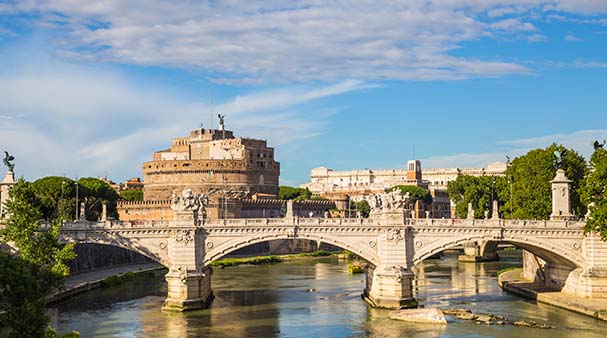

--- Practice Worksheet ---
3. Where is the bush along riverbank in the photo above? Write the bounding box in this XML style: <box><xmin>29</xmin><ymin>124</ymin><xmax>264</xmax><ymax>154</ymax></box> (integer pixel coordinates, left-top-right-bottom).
<box><xmin>100</xmin><ymin>271</ymin><xmax>157</xmax><ymax>288</ymax></box>
<box><xmin>210</xmin><ymin>250</ymin><xmax>351</xmax><ymax>268</ymax></box>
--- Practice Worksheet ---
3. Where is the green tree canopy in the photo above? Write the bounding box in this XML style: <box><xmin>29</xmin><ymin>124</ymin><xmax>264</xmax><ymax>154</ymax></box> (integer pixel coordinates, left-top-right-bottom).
<box><xmin>77</xmin><ymin>177</ymin><xmax>119</xmax><ymax>220</ymax></box>
<box><xmin>120</xmin><ymin>189</ymin><xmax>144</xmax><ymax>201</ymax></box>
<box><xmin>278</xmin><ymin>186</ymin><xmax>312</xmax><ymax>200</ymax></box>
<box><xmin>31</xmin><ymin>176</ymin><xmax>76</xmax><ymax>221</ymax></box>
<box><xmin>0</xmin><ymin>179</ymin><xmax>76</xmax><ymax>336</ymax></box>
<box><xmin>387</xmin><ymin>185</ymin><xmax>433</xmax><ymax>205</ymax></box>
<box><xmin>347</xmin><ymin>199</ymin><xmax>370</xmax><ymax>217</ymax></box>
<box><xmin>500</xmin><ymin>144</ymin><xmax>587</xmax><ymax>220</ymax></box>
<box><xmin>583</xmin><ymin>145</ymin><xmax>607</xmax><ymax>239</ymax></box>
<box><xmin>447</xmin><ymin>175</ymin><xmax>507</xmax><ymax>219</ymax></box>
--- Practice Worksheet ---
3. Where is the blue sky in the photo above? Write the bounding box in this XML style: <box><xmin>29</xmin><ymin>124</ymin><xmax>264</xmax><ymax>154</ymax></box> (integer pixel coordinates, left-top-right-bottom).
<box><xmin>0</xmin><ymin>1</ymin><xmax>606</xmax><ymax>186</ymax></box>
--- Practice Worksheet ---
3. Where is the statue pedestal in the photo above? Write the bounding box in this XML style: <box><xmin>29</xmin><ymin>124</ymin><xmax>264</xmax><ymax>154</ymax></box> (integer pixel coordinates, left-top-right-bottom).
<box><xmin>550</xmin><ymin>169</ymin><xmax>574</xmax><ymax>221</ymax></box>
<box><xmin>0</xmin><ymin>171</ymin><xmax>16</xmax><ymax>218</ymax></box>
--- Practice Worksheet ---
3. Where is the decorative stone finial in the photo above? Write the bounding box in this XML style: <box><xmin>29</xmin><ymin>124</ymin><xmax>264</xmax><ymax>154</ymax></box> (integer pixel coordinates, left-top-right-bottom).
<box><xmin>491</xmin><ymin>200</ymin><xmax>500</xmax><ymax>220</ymax></box>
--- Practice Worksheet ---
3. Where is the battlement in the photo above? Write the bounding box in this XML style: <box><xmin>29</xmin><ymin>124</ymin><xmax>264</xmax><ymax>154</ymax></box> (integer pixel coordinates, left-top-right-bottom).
<box><xmin>118</xmin><ymin>200</ymin><xmax>171</xmax><ymax>207</ymax></box>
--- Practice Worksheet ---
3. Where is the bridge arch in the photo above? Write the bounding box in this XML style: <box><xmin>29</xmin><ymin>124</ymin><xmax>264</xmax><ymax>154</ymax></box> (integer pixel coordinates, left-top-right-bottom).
<box><xmin>204</xmin><ymin>233</ymin><xmax>381</xmax><ymax>267</ymax></box>
<box><xmin>412</xmin><ymin>234</ymin><xmax>584</xmax><ymax>269</ymax></box>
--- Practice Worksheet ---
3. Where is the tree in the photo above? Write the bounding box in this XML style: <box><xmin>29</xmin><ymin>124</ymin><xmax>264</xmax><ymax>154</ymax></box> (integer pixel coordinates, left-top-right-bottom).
<box><xmin>120</xmin><ymin>189</ymin><xmax>144</xmax><ymax>201</ymax></box>
<box><xmin>31</xmin><ymin>176</ymin><xmax>76</xmax><ymax>221</ymax></box>
<box><xmin>387</xmin><ymin>185</ymin><xmax>433</xmax><ymax>205</ymax></box>
<box><xmin>447</xmin><ymin>175</ymin><xmax>508</xmax><ymax>219</ymax></box>
<box><xmin>0</xmin><ymin>179</ymin><xmax>76</xmax><ymax>336</ymax></box>
<box><xmin>0</xmin><ymin>252</ymin><xmax>50</xmax><ymax>338</ymax></box>
<box><xmin>77</xmin><ymin>177</ymin><xmax>119</xmax><ymax>220</ymax></box>
<box><xmin>583</xmin><ymin>145</ymin><xmax>607</xmax><ymax>239</ymax></box>
<box><xmin>500</xmin><ymin>144</ymin><xmax>587</xmax><ymax>220</ymax></box>
<box><xmin>278</xmin><ymin>186</ymin><xmax>311</xmax><ymax>200</ymax></box>
<box><xmin>348</xmin><ymin>200</ymin><xmax>370</xmax><ymax>218</ymax></box>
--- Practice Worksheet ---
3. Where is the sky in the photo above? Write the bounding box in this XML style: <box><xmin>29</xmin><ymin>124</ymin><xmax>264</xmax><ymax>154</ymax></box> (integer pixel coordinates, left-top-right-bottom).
<box><xmin>0</xmin><ymin>1</ymin><xmax>606</xmax><ymax>186</ymax></box>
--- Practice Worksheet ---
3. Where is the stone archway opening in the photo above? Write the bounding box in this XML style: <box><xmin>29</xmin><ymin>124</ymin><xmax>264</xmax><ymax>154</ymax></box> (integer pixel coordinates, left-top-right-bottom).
<box><xmin>413</xmin><ymin>238</ymin><xmax>581</xmax><ymax>296</ymax></box>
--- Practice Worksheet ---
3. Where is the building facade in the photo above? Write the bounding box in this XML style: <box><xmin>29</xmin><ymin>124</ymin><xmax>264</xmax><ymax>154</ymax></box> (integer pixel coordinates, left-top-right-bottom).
<box><xmin>300</xmin><ymin>160</ymin><xmax>507</xmax><ymax>219</ymax></box>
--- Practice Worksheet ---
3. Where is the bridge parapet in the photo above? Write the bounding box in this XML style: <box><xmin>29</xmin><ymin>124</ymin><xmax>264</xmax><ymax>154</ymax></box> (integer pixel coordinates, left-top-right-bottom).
<box><xmin>406</xmin><ymin>218</ymin><xmax>584</xmax><ymax>229</ymax></box>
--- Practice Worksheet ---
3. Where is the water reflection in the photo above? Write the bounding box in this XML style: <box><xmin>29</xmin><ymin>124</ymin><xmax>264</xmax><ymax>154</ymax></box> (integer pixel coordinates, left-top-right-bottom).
<box><xmin>52</xmin><ymin>251</ymin><xmax>607</xmax><ymax>338</ymax></box>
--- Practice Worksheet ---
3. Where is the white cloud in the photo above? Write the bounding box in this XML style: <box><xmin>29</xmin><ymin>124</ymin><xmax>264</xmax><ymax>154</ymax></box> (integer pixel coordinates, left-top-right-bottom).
<box><xmin>564</xmin><ymin>33</ymin><xmax>583</xmax><ymax>42</ymax></box>
<box><xmin>4</xmin><ymin>0</ymin><xmax>570</xmax><ymax>83</ymax></box>
<box><xmin>0</xmin><ymin>57</ymin><xmax>367</xmax><ymax>181</ymax></box>
<box><xmin>420</xmin><ymin>129</ymin><xmax>607</xmax><ymax>169</ymax></box>
<box><xmin>2</xmin><ymin>1</ymin><xmax>603</xmax><ymax>83</ymax></box>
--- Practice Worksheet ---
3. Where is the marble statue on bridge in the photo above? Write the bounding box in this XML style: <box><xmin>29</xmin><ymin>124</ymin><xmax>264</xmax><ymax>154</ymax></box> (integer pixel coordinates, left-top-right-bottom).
<box><xmin>171</xmin><ymin>188</ymin><xmax>209</xmax><ymax>220</ymax></box>
<box><xmin>366</xmin><ymin>190</ymin><xmax>410</xmax><ymax>216</ymax></box>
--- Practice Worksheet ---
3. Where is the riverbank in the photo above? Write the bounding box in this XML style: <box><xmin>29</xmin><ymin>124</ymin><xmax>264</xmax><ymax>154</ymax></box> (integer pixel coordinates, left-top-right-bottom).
<box><xmin>210</xmin><ymin>250</ymin><xmax>350</xmax><ymax>268</ymax></box>
<box><xmin>498</xmin><ymin>268</ymin><xmax>607</xmax><ymax>321</ymax></box>
<box><xmin>48</xmin><ymin>263</ymin><xmax>164</xmax><ymax>304</ymax></box>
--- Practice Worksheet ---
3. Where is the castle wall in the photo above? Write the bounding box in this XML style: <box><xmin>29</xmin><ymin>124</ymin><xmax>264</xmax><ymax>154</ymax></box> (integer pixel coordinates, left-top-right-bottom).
<box><xmin>117</xmin><ymin>198</ymin><xmax>336</xmax><ymax>221</ymax></box>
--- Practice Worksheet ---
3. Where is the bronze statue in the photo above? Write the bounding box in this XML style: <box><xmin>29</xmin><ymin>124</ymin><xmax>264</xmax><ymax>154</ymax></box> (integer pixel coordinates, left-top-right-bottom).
<box><xmin>553</xmin><ymin>149</ymin><xmax>566</xmax><ymax>170</ymax></box>
<box><xmin>3</xmin><ymin>151</ymin><xmax>14</xmax><ymax>172</ymax></box>
<box><xmin>217</xmin><ymin>114</ymin><xmax>225</xmax><ymax>131</ymax></box>
<box><xmin>593</xmin><ymin>140</ymin><xmax>606</xmax><ymax>150</ymax></box>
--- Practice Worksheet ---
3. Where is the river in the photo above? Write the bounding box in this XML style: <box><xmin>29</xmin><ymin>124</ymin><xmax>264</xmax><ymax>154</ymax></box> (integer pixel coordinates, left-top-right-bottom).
<box><xmin>50</xmin><ymin>250</ymin><xmax>607</xmax><ymax>338</ymax></box>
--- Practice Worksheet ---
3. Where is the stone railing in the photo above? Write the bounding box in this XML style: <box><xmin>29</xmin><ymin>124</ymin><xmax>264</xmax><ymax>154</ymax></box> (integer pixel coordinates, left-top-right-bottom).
<box><xmin>406</xmin><ymin>218</ymin><xmax>585</xmax><ymax>229</ymax></box>
<box><xmin>56</xmin><ymin>216</ymin><xmax>587</xmax><ymax>232</ymax></box>
<box><xmin>204</xmin><ymin>217</ymin><xmax>379</xmax><ymax>227</ymax></box>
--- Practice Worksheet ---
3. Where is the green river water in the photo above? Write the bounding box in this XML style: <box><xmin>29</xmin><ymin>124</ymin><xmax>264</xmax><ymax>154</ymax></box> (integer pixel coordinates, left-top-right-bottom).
<box><xmin>50</xmin><ymin>250</ymin><xmax>607</xmax><ymax>338</ymax></box>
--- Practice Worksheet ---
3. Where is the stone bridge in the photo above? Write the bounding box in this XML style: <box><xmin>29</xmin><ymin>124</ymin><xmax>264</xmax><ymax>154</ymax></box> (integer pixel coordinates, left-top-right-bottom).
<box><xmin>58</xmin><ymin>210</ymin><xmax>607</xmax><ymax>311</ymax></box>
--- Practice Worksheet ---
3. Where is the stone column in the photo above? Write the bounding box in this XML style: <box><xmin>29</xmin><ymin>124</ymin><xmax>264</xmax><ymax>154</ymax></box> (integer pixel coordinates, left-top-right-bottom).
<box><xmin>458</xmin><ymin>241</ymin><xmax>499</xmax><ymax>262</ymax></box>
<box><xmin>162</xmin><ymin>208</ymin><xmax>213</xmax><ymax>312</ymax></box>
<box><xmin>0</xmin><ymin>170</ymin><xmax>16</xmax><ymax>219</ymax></box>
<box><xmin>550</xmin><ymin>169</ymin><xmax>573</xmax><ymax>221</ymax></box>
<box><xmin>100</xmin><ymin>201</ymin><xmax>107</xmax><ymax>221</ymax></box>
<box><xmin>491</xmin><ymin>200</ymin><xmax>500</xmax><ymax>220</ymax></box>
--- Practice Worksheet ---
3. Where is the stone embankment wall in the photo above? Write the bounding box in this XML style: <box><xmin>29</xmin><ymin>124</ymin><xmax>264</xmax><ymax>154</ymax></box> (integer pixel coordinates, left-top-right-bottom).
<box><xmin>67</xmin><ymin>243</ymin><xmax>154</xmax><ymax>274</ymax></box>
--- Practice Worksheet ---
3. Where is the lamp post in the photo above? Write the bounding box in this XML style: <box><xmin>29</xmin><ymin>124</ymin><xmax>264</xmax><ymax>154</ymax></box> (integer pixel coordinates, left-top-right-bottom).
<box><xmin>506</xmin><ymin>156</ymin><xmax>513</xmax><ymax>220</ymax></box>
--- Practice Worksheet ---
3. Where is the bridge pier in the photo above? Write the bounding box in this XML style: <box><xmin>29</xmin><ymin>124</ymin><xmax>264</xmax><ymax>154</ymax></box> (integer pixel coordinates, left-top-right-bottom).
<box><xmin>163</xmin><ymin>266</ymin><xmax>213</xmax><ymax>311</ymax></box>
<box><xmin>363</xmin><ymin>265</ymin><xmax>417</xmax><ymax>309</ymax></box>
<box><xmin>162</xmin><ymin>207</ymin><xmax>214</xmax><ymax>312</ymax></box>
<box><xmin>458</xmin><ymin>241</ymin><xmax>499</xmax><ymax>262</ymax></box>
<box><xmin>362</xmin><ymin>216</ymin><xmax>417</xmax><ymax>309</ymax></box>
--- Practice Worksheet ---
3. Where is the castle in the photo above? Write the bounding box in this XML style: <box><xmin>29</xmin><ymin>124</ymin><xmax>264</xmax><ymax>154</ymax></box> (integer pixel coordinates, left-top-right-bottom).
<box><xmin>118</xmin><ymin>122</ymin><xmax>334</xmax><ymax>221</ymax></box>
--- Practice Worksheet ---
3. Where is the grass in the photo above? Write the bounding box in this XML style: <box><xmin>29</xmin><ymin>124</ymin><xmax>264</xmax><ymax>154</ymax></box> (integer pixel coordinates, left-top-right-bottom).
<box><xmin>210</xmin><ymin>250</ymin><xmax>341</xmax><ymax>268</ymax></box>
<box><xmin>100</xmin><ymin>271</ymin><xmax>156</xmax><ymax>288</ymax></box>
<box><xmin>496</xmin><ymin>266</ymin><xmax>521</xmax><ymax>276</ymax></box>
<box><xmin>348</xmin><ymin>264</ymin><xmax>364</xmax><ymax>274</ymax></box>
<box><xmin>210</xmin><ymin>255</ymin><xmax>283</xmax><ymax>268</ymax></box>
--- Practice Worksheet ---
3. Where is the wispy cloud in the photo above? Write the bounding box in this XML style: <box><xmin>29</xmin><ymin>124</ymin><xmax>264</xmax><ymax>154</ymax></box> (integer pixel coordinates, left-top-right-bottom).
<box><xmin>0</xmin><ymin>56</ymin><xmax>368</xmax><ymax>181</ymax></box>
<box><xmin>420</xmin><ymin>129</ymin><xmax>607</xmax><ymax>169</ymax></box>
<box><xmin>564</xmin><ymin>33</ymin><xmax>583</xmax><ymax>42</ymax></box>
